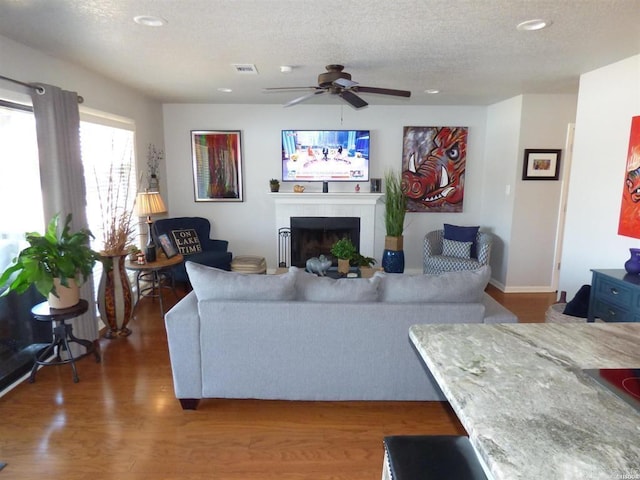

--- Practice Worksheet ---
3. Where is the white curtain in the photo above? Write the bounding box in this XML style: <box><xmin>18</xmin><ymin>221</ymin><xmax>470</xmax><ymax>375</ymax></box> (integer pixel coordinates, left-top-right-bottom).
<box><xmin>30</xmin><ymin>84</ymin><xmax>98</xmax><ymax>352</ymax></box>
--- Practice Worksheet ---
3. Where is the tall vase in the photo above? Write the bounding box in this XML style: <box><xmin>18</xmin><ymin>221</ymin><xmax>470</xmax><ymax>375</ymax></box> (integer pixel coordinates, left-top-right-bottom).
<box><xmin>624</xmin><ymin>248</ymin><xmax>640</xmax><ymax>274</ymax></box>
<box><xmin>98</xmin><ymin>253</ymin><xmax>133</xmax><ymax>338</ymax></box>
<box><xmin>382</xmin><ymin>235</ymin><xmax>405</xmax><ymax>273</ymax></box>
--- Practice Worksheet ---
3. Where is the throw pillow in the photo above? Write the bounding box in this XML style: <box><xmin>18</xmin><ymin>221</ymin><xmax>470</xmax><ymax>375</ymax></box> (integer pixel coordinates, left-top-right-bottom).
<box><xmin>441</xmin><ymin>238</ymin><xmax>472</xmax><ymax>259</ymax></box>
<box><xmin>295</xmin><ymin>269</ymin><xmax>381</xmax><ymax>302</ymax></box>
<box><xmin>171</xmin><ymin>229</ymin><xmax>203</xmax><ymax>255</ymax></box>
<box><xmin>443</xmin><ymin>224</ymin><xmax>480</xmax><ymax>258</ymax></box>
<box><xmin>186</xmin><ymin>261</ymin><xmax>296</xmax><ymax>301</ymax></box>
<box><xmin>376</xmin><ymin>265</ymin><xmax>490</xmax><ymax>303</ymax></box>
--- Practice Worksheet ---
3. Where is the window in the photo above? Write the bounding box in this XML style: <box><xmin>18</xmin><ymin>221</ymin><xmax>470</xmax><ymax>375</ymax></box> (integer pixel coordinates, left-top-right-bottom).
<box><xmin>80</xmin><ymin>120</ymin><xmax>138</xmax><ymax>254</ymax></box>
<box><xmin>0</xmin><ymin>102</ymin><xmax>43</xmax><ymax>276</ymax></box>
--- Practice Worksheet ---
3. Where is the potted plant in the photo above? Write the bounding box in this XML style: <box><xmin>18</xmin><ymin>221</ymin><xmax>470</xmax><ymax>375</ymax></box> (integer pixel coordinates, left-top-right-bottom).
<box><xmin>351</xmin><ymin>253</ymin><xmax>376</xmax><ymax>268</ymax></box>
<box><xmin>0</xmin><ymin>213</ymin><xmax>99</xmax><ymax>309</ymax></box>
<box><xmin>383</xmin><ymin>169</ymin><xmax>408</xmax><ymax>273</ymax></box>
<box><xmin>330</xmin><ymin>237</ymin><xmax>357</xmax><ymax>275</ymax></box>
<box><xmin>270</xmin><ymin>178</ymin><xmax>280</xmax><ymax>192</ymax></box>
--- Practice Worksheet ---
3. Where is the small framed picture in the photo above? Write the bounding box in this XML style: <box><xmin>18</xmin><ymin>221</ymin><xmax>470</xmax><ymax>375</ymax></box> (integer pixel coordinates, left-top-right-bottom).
<box><xmin>522</xmin><ymin>149</ymin><xmax>562</xmax><ymax>180</ymax></box>
<box><xmin>158</xmin><ymin>233</ymin><xmax>178</xmax><ymax>258</ymax></box>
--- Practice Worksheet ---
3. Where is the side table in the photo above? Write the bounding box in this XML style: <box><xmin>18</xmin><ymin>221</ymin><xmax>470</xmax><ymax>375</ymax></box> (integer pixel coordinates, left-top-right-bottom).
<box><xmin>125</xmin><ymin>254</ymin><xmax>184</xmax><ymax>317</ymax></box>
<box><xmin>30</xmin><ymin>299</ymin><xmax>101</xmax><ymax>383</ymax></box>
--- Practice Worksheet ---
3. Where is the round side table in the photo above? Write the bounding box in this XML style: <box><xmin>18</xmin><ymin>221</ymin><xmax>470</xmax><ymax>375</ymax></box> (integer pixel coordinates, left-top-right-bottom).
<box><xmin>125</xmin><ymin>254</ymin><xmax>184</xmax><ymax>317</ymax></box>
<box><xmin>30</xmin><ymin>299</ymin><xmax>101</xmax><ymax>383</ymax></box>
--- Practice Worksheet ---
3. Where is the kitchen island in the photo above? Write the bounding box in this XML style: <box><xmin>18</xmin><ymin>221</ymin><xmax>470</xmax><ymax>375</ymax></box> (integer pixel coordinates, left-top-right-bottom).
<box><xmin>409</xmin><ymin>322</ymin><xmax>640</xmax><ymax>480</ymax></box>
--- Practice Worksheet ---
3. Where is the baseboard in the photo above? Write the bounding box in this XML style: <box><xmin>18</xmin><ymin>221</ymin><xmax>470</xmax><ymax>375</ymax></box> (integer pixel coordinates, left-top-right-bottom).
<box><xmin>488</xmin><ymin>279</ymin><xmax>556</xmax><ymax>294</ymax></box>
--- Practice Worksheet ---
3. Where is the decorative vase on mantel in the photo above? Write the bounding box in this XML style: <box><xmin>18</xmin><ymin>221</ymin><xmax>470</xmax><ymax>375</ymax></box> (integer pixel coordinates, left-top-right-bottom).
<box><xmin>98</xmin><ymin>253</ymin><xmax>133</xmax><ymax>338</ymax></box>
<box><xmin>382</xmin><ymin>235</ymin><xmax>405</xmax><ymax>273</ymax></box>
<box><xmin>624</xmin><ymin>248</ymin><xmax>640</xmax><ymax>274</ymax></box>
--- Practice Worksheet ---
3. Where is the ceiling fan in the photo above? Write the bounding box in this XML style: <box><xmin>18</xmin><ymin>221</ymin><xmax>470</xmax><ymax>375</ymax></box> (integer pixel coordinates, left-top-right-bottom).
<box><xmin>264</xmin><ymin>64</ymin><xmax>411</xmax><ymax>109</ymax></box>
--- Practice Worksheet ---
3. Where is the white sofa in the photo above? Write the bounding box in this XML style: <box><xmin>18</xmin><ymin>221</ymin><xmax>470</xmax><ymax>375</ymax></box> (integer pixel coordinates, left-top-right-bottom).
<box><xmin>164</xmin><ymin>263</ymin><xmax>517</xmax><ymax>409</ymax></box>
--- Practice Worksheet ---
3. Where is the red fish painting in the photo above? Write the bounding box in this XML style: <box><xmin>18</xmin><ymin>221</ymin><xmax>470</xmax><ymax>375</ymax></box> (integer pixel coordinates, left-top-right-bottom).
<box><xmin>401</xmin><ymin>126</ymin><xmax>468</xmax><ymax>212</ymax></box>
<box><xmin>618</xmin><ymin>116</ymin><xmax>640</xmax><ymax>238</ymax></box>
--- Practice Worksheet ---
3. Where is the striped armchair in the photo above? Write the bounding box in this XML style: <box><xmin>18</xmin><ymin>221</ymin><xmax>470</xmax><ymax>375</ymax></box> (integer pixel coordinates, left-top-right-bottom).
<box><xmin>423</xmin><ymin>229</ymin><xmax>493</xmax><ymax>274</ymax></box>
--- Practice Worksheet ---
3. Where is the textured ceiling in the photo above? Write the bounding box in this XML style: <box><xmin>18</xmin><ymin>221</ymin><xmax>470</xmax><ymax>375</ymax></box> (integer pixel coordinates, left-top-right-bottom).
<box><xmin>0</xmin><ymin>0</ymin><xmax>639</xmax><ymax>106</ymax></box>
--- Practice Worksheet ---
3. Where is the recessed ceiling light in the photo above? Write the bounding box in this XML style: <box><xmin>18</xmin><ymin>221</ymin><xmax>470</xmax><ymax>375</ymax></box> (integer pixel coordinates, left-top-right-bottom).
<box><xmin>516</xmin><ymin>19</ymin><xmax>551</xmax><ymax>31</ymax></box>
<box><xmin>280</xmin><ymin>65</ymin><xmax>293</xmax><ymax>73</ymax></box>
<box><xmin>424</xmin><ymin>89</ymin><xmax>440</xmax><ymax>94</ymax></box>
<box><xmin>133</xmin><ymin>15</ymin><xmax>167</xmax><ymax>27</ymax></box>
<box><xmin>217</xmin><ymin>88</ymin><xmax>233</xmax><ymax>93</ymax></box>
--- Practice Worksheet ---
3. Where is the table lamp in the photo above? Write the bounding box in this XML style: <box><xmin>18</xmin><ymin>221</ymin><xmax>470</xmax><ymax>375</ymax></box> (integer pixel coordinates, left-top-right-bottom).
<box><xmin>136</xmin><ymin>191</ymin><xmax>167</xmax><ymax>262</ymax></box>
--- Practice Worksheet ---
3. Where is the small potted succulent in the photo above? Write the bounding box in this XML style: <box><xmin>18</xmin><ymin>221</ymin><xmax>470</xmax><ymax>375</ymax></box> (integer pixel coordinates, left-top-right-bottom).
<box><xmin>330</xmin><ymin>237</ymin><xmax>357</xmax><ymax>275</ymax></box>
<box><xmin>269</xmin><ymin>178</ymin><xmax>280</xmax><ymax>192</ymax></box>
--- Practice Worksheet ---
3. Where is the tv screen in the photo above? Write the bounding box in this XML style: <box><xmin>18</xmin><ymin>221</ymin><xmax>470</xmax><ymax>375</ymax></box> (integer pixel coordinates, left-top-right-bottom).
<box><xmin>281</xmin><ymin>129</ymin><xmax>370</xmax><ymax>182</ymax></box>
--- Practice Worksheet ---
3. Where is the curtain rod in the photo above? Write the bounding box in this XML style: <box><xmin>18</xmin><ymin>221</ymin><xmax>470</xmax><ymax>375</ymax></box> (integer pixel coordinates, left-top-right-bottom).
<box><xmin>0</xmin><ymin>74</ymin><xmax>84</xmax><ymax>102</ymax></box>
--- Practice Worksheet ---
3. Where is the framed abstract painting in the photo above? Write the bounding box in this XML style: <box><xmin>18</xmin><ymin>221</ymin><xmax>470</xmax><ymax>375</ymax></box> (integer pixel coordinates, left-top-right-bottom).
<box><xmin>618</xmin><ymin>116</ymin><xmax>640</xmax><ymax>238</ymax></box>
<box><xmin>191</xmin><ymin>130</ymin><xmax>243</xmax><ymax>202</ymax></box>
<box><xmin>401</xmin><ymin>126</ymin><xmax>468</xmax><ymax>213</ymax></box>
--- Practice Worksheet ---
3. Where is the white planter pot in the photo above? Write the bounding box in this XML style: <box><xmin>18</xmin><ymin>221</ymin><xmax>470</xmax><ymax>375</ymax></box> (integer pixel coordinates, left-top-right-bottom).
<box><xmin>48</xmin><ymin>278</ymin><xmax>80</xmax><ymax>309</ymax></box>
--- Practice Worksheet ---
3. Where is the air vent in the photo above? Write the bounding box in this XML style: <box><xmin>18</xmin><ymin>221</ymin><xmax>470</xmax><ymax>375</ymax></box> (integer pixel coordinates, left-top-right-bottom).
<box><xmin>232</xmin><ymin>64</ymin><xmax>258</xmax><ymax>74</ymax></box>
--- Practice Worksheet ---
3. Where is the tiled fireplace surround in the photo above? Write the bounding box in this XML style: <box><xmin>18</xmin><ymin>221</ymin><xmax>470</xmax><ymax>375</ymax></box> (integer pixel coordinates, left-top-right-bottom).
<box><xmin>273</xmin><ymin>192</ymin><xmax>384</xmax><ymax>267</ymax></box>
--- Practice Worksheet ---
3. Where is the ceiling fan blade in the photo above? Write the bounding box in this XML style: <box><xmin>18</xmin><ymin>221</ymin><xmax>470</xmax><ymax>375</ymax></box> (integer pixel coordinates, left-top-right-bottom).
<box><xmin>333</xmin><ymin>77</ymin><xmax>359</xmax><ymax>88</ymax></box>
<box><xmin>264</xmin><ymin>86</ymin><xmax>321</xmax><ymax>92</ymax></box>
<box><xmin>284</xmin><ymin>90</ymin><xmax>326</xmax><ymax>107</ymax></box>
<box><xmin>339</xmin><ymin>90</ymin><xmax>368</xmax><ymax>109</ymax></box>
<box><xmin>356</xmin><ymin>86</ymin><xmax>411</xmax><ymax>98</ymax></box>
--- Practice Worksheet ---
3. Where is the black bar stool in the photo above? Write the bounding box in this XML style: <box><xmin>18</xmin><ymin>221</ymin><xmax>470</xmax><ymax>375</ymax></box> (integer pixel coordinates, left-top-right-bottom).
<box><xmin>382</xmin><ymin>435</ymin><xmax>488</xmax><ymax>480</ymax></box>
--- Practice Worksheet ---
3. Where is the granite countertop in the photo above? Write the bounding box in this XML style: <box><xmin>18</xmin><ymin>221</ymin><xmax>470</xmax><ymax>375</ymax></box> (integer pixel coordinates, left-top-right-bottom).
<box><xmin>409</xmin><ymin>322</ymin><xmax>640</xmax><ymax>480</ymax></box>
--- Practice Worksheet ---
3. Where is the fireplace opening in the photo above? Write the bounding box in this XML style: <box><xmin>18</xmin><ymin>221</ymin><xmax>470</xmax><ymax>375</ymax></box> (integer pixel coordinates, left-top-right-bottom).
<box><xmin>290</xmin><ymin>217</ymin><xmax>360</xmax><ymax>267</ymax></box>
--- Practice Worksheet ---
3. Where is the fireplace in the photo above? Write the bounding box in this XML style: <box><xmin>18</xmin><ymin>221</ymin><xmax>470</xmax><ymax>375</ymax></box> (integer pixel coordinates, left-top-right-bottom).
<box><xmin>290</xmin><ymin>217</ymin><xmax>360</xmax><ymax>267</ymax></box>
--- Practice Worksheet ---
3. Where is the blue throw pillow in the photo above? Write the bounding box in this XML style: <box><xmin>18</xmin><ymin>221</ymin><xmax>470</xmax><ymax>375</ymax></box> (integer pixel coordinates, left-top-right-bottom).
<box><xmin>443</xmin><ymin>224</ymin><xmax>480</xmax><ymax>258</ymax></box>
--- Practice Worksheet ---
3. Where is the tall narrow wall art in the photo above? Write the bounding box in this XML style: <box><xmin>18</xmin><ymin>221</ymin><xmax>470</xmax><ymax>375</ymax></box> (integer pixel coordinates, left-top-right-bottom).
<box><xmin>401</xmin><ymin>126</ymin><xmax>468</xmax><ymax>212</ymax></box>
<box><xmin>191</xmin><ymin>130</ymin><xmax>243</xmax><ymax>202</ymax></box>
<box><xmin>618</xmin><ymin>116</ymin><xmax>640</xmax><ymax>238</ymax></box>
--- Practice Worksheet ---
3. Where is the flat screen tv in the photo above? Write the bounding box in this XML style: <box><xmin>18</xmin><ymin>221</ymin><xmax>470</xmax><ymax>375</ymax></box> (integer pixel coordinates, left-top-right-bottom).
<box><xmin>281</xmin><ymin>129</ymin><xmax>370</xmax><ymax>183</ymax></box>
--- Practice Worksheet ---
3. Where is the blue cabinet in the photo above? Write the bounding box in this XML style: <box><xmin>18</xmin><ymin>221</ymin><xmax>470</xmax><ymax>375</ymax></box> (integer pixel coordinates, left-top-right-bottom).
<box><xmin>588</xmin><ymin>269</ymin><xmax>640</xmax><ymax>322</ymax></box>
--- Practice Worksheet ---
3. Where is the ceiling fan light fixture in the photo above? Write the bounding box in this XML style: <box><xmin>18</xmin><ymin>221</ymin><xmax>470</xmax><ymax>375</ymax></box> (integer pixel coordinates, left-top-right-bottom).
<box><xmin>133</xmin><ymin>15</ymin><xmax>167</xmax><ymax>27</ymax></box>
<box><xmin>516</xmin><ymin>19</ymin><xmax>551</xmax><ymax>31</ymax></box>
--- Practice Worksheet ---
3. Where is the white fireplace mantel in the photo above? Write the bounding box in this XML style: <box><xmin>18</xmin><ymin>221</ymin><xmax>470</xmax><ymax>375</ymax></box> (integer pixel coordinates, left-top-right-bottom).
<box><xmin>270</xmin><ymin>192</ymin><xmax>383</xmax><ymax>205</ymax></box>
<box><xmin>272</xmin><ymin>193</ymin><xmax>384</xmax><ymax>266</ymax></box>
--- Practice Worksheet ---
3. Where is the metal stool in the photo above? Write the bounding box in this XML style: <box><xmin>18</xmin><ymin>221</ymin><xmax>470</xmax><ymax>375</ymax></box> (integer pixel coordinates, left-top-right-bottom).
<box><xmin>30</xmin><ymin>299</ymin><xmax>101</xmax><ymax>383</ymax></box>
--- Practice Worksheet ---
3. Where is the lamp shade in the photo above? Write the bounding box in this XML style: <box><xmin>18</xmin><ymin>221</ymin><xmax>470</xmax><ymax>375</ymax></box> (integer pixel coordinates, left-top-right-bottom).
<box><xmin>136</xmin><ymin>191</ymin><xmax>167</xmax><ymax>217</ymax></box>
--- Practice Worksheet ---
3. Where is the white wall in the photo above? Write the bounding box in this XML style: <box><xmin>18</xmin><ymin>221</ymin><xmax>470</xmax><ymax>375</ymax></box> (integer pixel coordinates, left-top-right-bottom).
<box><xmin>559</xmin><ymin>55</ymin><xmax>640</xmax><ymax>298</ymax></box>
<box><xmin>508</xmin><ymin>94</ymin><xmax>578</xmax><ymax>291</ymax></box>
<box><xmin>482</xmin><ymin>96</ymin><xmax>523</xmax><ymax>287</ymax></box>
<box><xmin>162</xmin><ymin>104</ymin><xmax>488</xmax><ymax>272</ymax></box>
<box><xmin>0</xmin><ymin>34</ymin><xmax>164</xmax><ymax>195</ymax></box>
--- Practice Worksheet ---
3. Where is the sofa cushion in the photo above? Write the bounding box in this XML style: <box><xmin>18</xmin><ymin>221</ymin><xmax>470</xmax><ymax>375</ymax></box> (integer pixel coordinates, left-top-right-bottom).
<box><xmin>442</xmin><ymin>238</ymin><xmax>472</xmax><ymax>259</ymax></box>
<box><xmin>186</xmin><ymin>261</ymin><xmax>296</xmax><ymax>301</ymax></box>
<box><xmin>376</xmin><ymin>266</ymin><xmax>490</xmax><ymax>303</ymax></box>
<box><xmin>294</xmin><ymin>267</ymin><xmax>381</xmax><ymax>302</ymax></box>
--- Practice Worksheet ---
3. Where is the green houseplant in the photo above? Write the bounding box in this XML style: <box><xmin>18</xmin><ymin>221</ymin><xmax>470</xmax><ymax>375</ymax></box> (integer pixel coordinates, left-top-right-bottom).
<box><xmin>383</xmin><ymin>169</ymin><xmax>408</xmax><ymax>272</ymax></box>
<box><xmin>0</xmin><ymin>213</ymin><xmax>100</xmax><ymax>309</ymax></box>
<box><xmin>330</xmin><ymin>237</ymin><xmax>357</xmax><ymax>274</ymax></box>
<box><xmin>270</xmin><ymin>178</ymin><xmax>280</xmax><ymax>192</ymax></box>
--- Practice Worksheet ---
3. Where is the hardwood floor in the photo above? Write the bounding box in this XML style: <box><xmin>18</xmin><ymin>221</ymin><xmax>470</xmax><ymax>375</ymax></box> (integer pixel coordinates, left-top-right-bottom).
<box><xmin>0</xmin><ymin>286</ymin><xmax>555</xmax><ymax>479</ymax></box>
